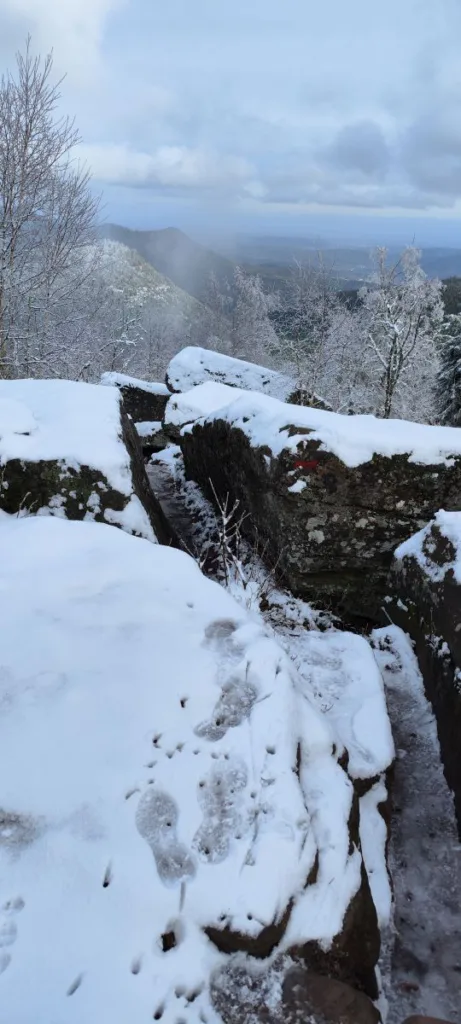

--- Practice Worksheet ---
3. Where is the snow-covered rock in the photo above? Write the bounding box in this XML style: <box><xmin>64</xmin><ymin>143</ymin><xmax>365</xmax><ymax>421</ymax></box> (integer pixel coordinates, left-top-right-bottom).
<box><xmin>0</xmin><ymin>378</ymin><xmax>168</xmax><ymax>541</ymax></box>
<box><xmin>178</xmin><ymin>386</ymin><xmax>461</xmax><ymax>620</ymax></box>
<box><xmin>166</xmin><ymin>346</ymin><xmax>295</xmax><ymax>399</ymax></box>
<box><xmin>135</xmin><ymin>420</ymin><xmax>171</xmax><ymax>455</ymax></box>
<box><xmin>211</xmin><ymin>962</ymin><xmax>381</xmax><ymax>1024</ymax></box>
<box><xmin>101</xmin><ymin>371</ymin><xmax>170</xmax><ymax>423</ymax></box>
<box><xmin>165</xmin><ymin>382</ymin><xmax>246</xmax><ymax>440</ymax></box>
<box><xmin>0</xmin><ymin>514</ymin><xmax>393</xmax><ymax>1021</ymax></box>
<box><xmin>391</xmin><ymin>511</ymin><xmax>461</xmax><ymax>835</ymax></box>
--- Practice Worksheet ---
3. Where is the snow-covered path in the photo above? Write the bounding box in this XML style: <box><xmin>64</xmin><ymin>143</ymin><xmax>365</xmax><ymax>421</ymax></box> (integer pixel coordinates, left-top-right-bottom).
<box><xmin>372</xmin><ymin>626</ymin><xmax>461</xmax><ymax>1023</ymax></box>
<box><xmin>145</xmin><ymin>450</ymin><xmax>461</xmax><ymax>1020</ymax></box>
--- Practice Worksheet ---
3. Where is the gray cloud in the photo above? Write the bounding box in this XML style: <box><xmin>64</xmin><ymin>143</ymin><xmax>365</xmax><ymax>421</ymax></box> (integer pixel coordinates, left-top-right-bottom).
<box><xmin>401</xmin><ymin>112</ymin><xmax>461</xmax><ymax>196</ymax></box>
<box><xmin>2</xmin><ymin>0</ymin><xmax>461</xmax><ymax>221</ymax></box>
<box><xmin>322</xmin><ymin>121</ymin><xmax>391</xmax><ymax>180</ymax></box>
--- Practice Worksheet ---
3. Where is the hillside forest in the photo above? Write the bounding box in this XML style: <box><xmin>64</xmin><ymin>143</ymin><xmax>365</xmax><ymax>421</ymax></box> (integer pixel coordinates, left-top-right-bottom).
<box><xmin>2</xmin><ymin>42</ymin><xmax>461</xmax><ymax>425</ymax></box>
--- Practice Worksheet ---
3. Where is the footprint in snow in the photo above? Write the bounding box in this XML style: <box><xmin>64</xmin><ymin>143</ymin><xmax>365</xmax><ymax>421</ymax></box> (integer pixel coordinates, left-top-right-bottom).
<box><xmin>136</xmin><ymin>789</ymin><xmax>196</xmax><ymax>885</ymax></box>
<box><xmin>0</xmin><ymin>896</ymin><xmax>25</xmax><ymax>976</ymax></box>
<box><xmin>193</xmin><ymin>759</ymin><xmax>248</xmax><ymax>863</ymax></box>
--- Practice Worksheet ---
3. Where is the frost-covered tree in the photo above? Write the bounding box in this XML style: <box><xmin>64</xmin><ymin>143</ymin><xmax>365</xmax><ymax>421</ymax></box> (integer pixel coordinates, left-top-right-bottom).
<box><xmin>0</xmin><ymin>39</ymin><xmax>99</xmax><ymax>377</ymax></box>
<box><xmin>359</xmin><ymin>247</ymin><xmax>444</xmax><ymax>420</ymax></box>
<box><xmin>231</xmin><ymin>266</ymin><xmax>277</xmax><ymax>361</ymax></box>
<box><xmin>201</xmin><ymin>266</ymin><xmax>277</xmax><ymax>363</ymax></box>
<box><xmin>435</xmin><ymin>314</ymin><xmax>461</xmax><ymax>426</ymax></box>
<box><xmin>272</xmin><ymin>256</ymin><xmax>359</xmax><ymax>405</ymax></box>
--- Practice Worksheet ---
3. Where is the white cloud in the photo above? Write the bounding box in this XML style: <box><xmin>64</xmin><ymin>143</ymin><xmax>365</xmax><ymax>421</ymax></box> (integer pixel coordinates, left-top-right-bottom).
<box><xmin>3</xmin><ymin>0</ymin><xmax>461</xmax><ymax>221</ymax></box>
<box><xmin>0</xmin><ymin>0</ymin><xmax>124</xmax><ymax>79</ymax></box>
<box><xmin>81</xmin><ymin>142</ymin><xmax>261</xmax><ymax>196</ymax></box>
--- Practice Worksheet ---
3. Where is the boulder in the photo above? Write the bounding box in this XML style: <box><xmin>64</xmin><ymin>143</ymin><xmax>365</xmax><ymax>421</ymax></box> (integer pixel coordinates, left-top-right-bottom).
<box><xmin>402</xmin><ymin>1018</ymin><xmax>455</xmax><ymax>1024</ymax></box>
<box><xmin>210</xmin><ymin>961</ymin><xmax>381</xmax><ymax>1024</ymax></box>
<box><xmin>179</xmin><ymin>387</ymin><xmax>461</xmax><ymax>621</ymax></box>
<box><xmin>282</xmin><ymin>966</ymin><xmax>381</xmax><ymax>1024</ymax></box>
<box><xmin>288</xmin><ymin>386</ymin><xmax>333</xmax><ymax>411</ymax></box>
<box><xmin>166</xmin><ymin>345</ymin><xmax>295</xmax><ymax>398</ymax></box>
<box><xmin>0</xmin><ymin>514</ymin><xmax>393</xmax><ymax>1019</ymax></box>
<box><xmin>390</xmin><ymin>511</ymin><xmax>461</xmax><ymax>836</ymax></box>
<box><xmin>134</xmin><ymin>420</ymin><xmax>171</xmax><ymax>457</ymax></box>
<box><xmin>100</xmin><ymin>370</ymin><xmax>170</xmax><ymax>422</ymax></box>
<box><xmin>164</xmin><ymin>381</ymin><xmax>245</xmax><ymax>441</ymax></box>
<box><xmin>0</xmin><ymin>378</ymin><xmax>170</xmax><ymax>542</ymax></box>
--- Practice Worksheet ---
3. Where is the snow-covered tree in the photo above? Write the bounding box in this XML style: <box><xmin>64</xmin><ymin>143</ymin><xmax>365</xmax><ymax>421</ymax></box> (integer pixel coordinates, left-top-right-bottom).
<box><xmin>230</xmin><ymin>266</ymin><xmax>277</xmax><ymax>362</ymax></box>
<box><xmin>0</xmin><ymin>39</ymin><xmax>99</xmax><ymax>377</ymax></box>
<box><xmin>435</xmin><ymin>314</ymin><xmax>461</xmax><ymax>426</ymax></box>
<box><xmin>272</xmin><ymin>255</ymin><xmax>358</xmax><ymax>405</ymax></box>
<box><xmin>359</xmin><ymin>246</ymin><xmax>444</xmax><ymax>420</ymax></box>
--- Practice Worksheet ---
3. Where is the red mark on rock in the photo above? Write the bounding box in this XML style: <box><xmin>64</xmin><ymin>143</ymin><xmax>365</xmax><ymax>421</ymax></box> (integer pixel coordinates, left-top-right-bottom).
<box><xmin>293</xmin><ymin>458</ymin><xmax>319</xmax><ymax>472</ymax></box>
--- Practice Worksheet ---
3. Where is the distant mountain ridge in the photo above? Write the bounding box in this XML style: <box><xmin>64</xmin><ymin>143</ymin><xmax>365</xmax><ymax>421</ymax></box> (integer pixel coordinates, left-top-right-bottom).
<box><xmin>217</xmin><ymin>235</ymin><xmax>461</xmax><ymax>281</ymax></box>
<box><xmin>98</xmin><ymin>225</ymin><xmax>461</xmax><ymax>312</ymax></box>
<box><xmin>96</xmin><ymin>237</ymin><xmax>208</xmax><ymax>317</ymax></box>
<box><xmin>98</xmin><ymin>224</ymin><xmax>235</xmax><ymax>303</ymax></box>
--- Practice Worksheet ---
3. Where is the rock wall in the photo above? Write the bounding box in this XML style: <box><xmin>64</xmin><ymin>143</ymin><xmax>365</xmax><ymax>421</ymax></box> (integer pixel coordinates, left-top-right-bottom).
<box><xmin>101</xmin><ymin>371</ymin><xmax>170</xmax><ymax>422</ymax></box>
<box><xmin>180</xmin><ymin>397</ymin><xmax>461</xmax><ymax>622</ymax></box>
<box><xmin>0</xmin><ymin>378</ymin><xmax>172</xmax><ymax>543</ymax></box>
<box><xmin>165</xmin><ymin>345</ymin><xmax>294</xmax><ymax>398</ymax></box>
<box><xmin>389</xmin><ymin>513</ymin><xmax>461</xmax><ymax>836</ymax></box>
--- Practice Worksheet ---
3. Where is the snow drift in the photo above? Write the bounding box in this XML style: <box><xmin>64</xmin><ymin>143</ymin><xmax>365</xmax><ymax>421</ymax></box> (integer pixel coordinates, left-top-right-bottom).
<box><xmin>0</xmin><ymin>514</ymin><xmax>393</xmax><ymax>1022</ymax></box>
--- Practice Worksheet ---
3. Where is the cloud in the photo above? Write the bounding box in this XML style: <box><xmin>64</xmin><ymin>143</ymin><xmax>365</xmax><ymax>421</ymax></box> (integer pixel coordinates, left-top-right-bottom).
<box><xmin>401</xmin><ymin>111</ymin><xmax>461</xmax><ymax>197</ymax></box>
<box><xmin>322</xmin><ymin>121</ymin><xmax>391</xmax><ymax>180</ymax></box>
<box><xmin>81</xmin><ymin>142</ymin><xmax>262</xmax><ymax>198</ymax></box>
<box><xmin>3</xmin><ymin>0</ymin><xmax>461</xmax><ymax>221</ymax></box>
<box><xmin>0</xmin><ymin>0</ymin><xmax>124</xmax><ymax>79</ymax></box>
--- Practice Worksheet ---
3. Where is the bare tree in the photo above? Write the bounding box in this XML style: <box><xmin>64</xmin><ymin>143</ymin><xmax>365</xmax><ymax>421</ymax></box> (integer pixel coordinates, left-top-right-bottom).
<box><xmin>270</xmin><ymin>248</ymin><xmax>444</xmax><ymax>422</ymax></box>
<box><xmin>0</xmin><ymin>38</ymin><xmax>99</xmax><ymax>377</ymax></box>
<box><xmin>359</xmin><ymin>247</ymin><xmax>444</xmax><ymax>419</ymax></box>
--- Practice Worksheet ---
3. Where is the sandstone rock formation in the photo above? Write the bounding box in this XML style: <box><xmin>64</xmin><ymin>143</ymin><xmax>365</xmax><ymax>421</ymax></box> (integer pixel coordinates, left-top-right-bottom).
<box><xmin>164</xmin><ymin>381</ymin><xmax>244</xmax><ymax>441</ymax></box>
<box><xmin>211</xmin><ymin>961</ymin><xmax>381</xmax><ymax>1024</ymax></box>
<box><xmin>101</xmin><ymin>370</ymin><xmax>170</xmax><ymax>422</ymax></box>
<box><xmin>178</xmin><ymin>387</ymin><xmax>461</xmax><ymax>621</ymax></box>
<box><xmin>0</xmin><ymin>378</ymin><xmax>170</xmax><ymax>542</ymax></box>
<box><xmin>134</xmin><ymin>420</ymin><xmax>171</xmax><ymax>457</ymax></box>
<box><xmin>390</xmin><ymin>511</ymin><xmax>461</xmax><ymax>836</ymax></box>
<box><xmin>402</xmin><ymin>1017</ymin><xmax>455</xmax><ymax>1023</ymax></box>
<box><xmin>166</xmin><ymin>346</ymin><xmax>294</xmax><ymax>398</ymax></box>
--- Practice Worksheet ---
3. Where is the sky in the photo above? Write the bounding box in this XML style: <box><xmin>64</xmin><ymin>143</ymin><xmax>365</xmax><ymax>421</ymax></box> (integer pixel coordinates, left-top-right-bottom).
<box><xmin>1</xmin><ymin>0</ymin><xmax>461</xmax><ymax>245</ymax></box>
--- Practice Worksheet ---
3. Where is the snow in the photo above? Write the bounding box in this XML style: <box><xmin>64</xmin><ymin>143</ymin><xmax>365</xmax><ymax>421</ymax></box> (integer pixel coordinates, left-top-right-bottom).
<box><xmin>281</xmin><ymin>626</ymin><xmax>394</xmax><ymax>785</ymax></box>
<box><xmin>372</xmin><ymin>626</ymin><xmax>461</xmax><ymax>1022</ymax></box>
<box><xmin>101</xmin><ymin>371</ymin><xmax>169</xmax><ymax>396</ymax></box>
<box><xmin>0</xmin><ymin>514</ymin><xmax>393</xmax><ymax>1022</ymax></box>
<box><xmin>148</xmin><ymin>447</ymin><xmax>395</xmax><ymax>949</ymax></box>
<box><xmin>0</xmin><ymin>379</ymin><xmax>134</xmax><ymax>495</ymax></box>
<box><xmin>166</xmin><ymin>347</ymin><xmax>294</xmax><ymax>399</ymax></box>
<box><xmin>180</xmin><ymin>385</ymin><xmax>461</xmax><ymax>468</ymax></box>
<box><xmin>359</xmin><ymin>781</ymin><xmax>392</xmax><ymax>929</ymax></box>
<box><xmin>165</xmin><ymin>382</ymin><xmax>246</xmax><ymax>434</ymax></box>
<box><xmin>287</xmin><ymin>479</ymin><xmax>306</xmax><ymax>494</ymax></box>
<box><xmin>395</xmin><ymin>509</ymin><xmax>461</xmax><ymax>582</ymax></box>
<box><xmin>136</xmin><ymin>420</ymin><xmax>162</xmax><ymax>437</ymax></box>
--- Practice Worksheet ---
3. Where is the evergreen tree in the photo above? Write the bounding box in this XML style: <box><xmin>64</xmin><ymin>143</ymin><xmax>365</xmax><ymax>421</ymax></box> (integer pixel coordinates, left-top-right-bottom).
<box><xmin>436</xmin><ymin>315</ymin><xmax>461</xmax><ymax>426</ymax></box>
